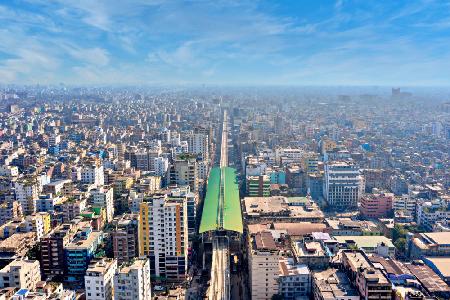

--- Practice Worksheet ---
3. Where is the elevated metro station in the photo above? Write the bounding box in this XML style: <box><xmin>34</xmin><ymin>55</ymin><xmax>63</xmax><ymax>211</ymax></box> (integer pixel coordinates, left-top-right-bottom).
<box><xmin>199</xmin><ymin>166</ymin><xmax>243</xmax><ymax>234</ymax></box>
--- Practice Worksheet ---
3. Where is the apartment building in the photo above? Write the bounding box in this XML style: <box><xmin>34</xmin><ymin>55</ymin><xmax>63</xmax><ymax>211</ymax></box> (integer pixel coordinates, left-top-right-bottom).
<box><xmin>61</xmin><ymin>197</ymin><xmax>87</xmax><ymax>223</ymax></box>
<box><xmin>359</xmin><ymin>191</ymin><xmax>394</xmax><ymax>218</ymax></box>
<box><xmin>342</xmin><ymin>250</ymin><xmax>391</xmax><ymax>300</ymax></box>
<box><xmin>90</xmin><ymin>186</ymin><xmax>114</xmax><ymax>223</ymax></box>
<box><xmin>85</xmin><ymin>258</ymin><xmax>117</xmax><ymax>300</ymax></box>
<box><xmin>40</xmin><ymin>225</ymin><xmax>72</xmax><ymax>279</ymax></box>
<box><xmin>81</xmin><ymin>164</ymin><xmax>105</xmax><ymax>187</ymax></box>
<box><xmin>187</xmin><ymin>132</ymin><xmax>209</xmax><ymax>161</ymax></box>
<box><xmin>392</xmin><ymin>194</ymin><xmax>416</xmax><ymax>215</ymax></box>
<box><xmin>114</xmin><ymin>258</ymin><xmax>151</xmax><ymax>300</ymax></box>
<box><xmin>246</xmin><ymin>175</ymin><xmax>270</xmax><ymax>197</ymax></box>
<box><xmin>154</xmin><ymin>157</ymin><xmax>169</xmax><ymax>177</ymax></box>
<box><xmin>416</xmin><ymin>198</ymin><xmax>450</xmax><ymax>231</ymax></box>
<box><xmin>169</xmin><ymin>158</ymin><xmax>199</xmax><ymax>192</ymax></box>
<box><xmin>14</xmin><ymin>179</ymin><xmax>40</xmax><ymax>215</ymax></box>
<box><xmin>249</xmin><ymin>231</ymin><xmax>280</xmax><ymax>300</ymax></box>
<box><xmin>0</xmin><ymin>259</ymin><xmax>41</xmax><ymax>290</ymax></box>
<box><xmin>65</xmin><ymin>226</ymin><xmax>103</xmax><ymax>283</ymax></box>
<box><xmin>278</xmin><ymin>257</ymin><xmax>311</xmax><ymax>300</ymax></box>
<box><xmin>111</xmin><ymin>214</ymin><xmax>139</xmax><ymax>265</ymax></box>
<box><xmin>139</xmin><ymin>193</ymin><xmax>188</xmax><ymax>282</ymax></box>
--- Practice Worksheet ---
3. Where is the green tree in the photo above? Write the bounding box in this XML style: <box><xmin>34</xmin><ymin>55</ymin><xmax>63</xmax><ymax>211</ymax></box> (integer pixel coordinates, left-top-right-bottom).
<box><xmin>394</xmin><ymin>238</ymin><xmax>406</xmax><ymax>252</ymax></box>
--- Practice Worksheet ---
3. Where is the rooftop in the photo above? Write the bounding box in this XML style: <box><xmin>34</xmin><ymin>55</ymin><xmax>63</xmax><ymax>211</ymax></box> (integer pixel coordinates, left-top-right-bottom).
<box><xmin>86</xmin><ymin>258</ymin><xmax>116</xmax><ymax>275</ymax></box>
<box><xmin>334</xmin><ymin>235</ymin><xmax>395</xmax><ymax>249</ymax></box>
<box><xmin>66</xmin><ymin>230</ymin><xmax>102</xmax><ymax>250</ymax></box>
<box><xmin>406</xmin><ymin>262</ymin><xmax>450</xmax><ymax>293</ymax></box>
<box><xmin>279</xmin><ymin>258</ymin><xmax>310</xmax><ymax>276</ymax></box>
<box><xmin>423</xmin><ymin>257</ymin><xmax>450</xmax><ymax>278</ymax></box>
<box><xmin>244</xmin><ymin>196</ymin><xmax>323</xmax><ymax>219</ymax></box>
<box><xmin>252</xmin><ymin>231</ymin><xmax>278</xmax><ymax>251</ymax></box>
<box><xmin>313</xmin><ymin>268</ymin><xmax>359</xmax><ymax>298</ymax></box>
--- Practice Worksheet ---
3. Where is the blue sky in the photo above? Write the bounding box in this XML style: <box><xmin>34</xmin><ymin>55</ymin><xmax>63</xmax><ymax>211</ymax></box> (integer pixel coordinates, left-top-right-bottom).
<box><xmin>1</xmin><ymin>0</ymin><xmax>450</xmax><ymax>86</ymax></box>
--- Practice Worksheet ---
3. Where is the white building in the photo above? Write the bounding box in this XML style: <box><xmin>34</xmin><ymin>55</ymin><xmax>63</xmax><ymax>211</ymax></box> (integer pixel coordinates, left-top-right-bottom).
<box><xmin>275</xmin><ymin>148</ymin><xmax>304</xmax><ymax>165</ymax></box>
<box><xmin>0</xmin><ymin>259</ymin><xmax>41</xmax><ymax>290</ymax></box>
<box><xmin>90</xmin><ymin>186</ymin><xmax>115</xmax><ymax>223</ymax></box>
<box><xmin>48</xmin><ymin>134</ymin><xmax>61</xmax><ymax>146</ymax></box>
<box><xmin>81</xmin><ymin>165</ymin><xmax>105</xmax><ymax>187</ymax></box>
<box><xmin>323</xmin><ymin>161</ymin><xmax>361</xmax><ymax>208</ymax></box>
<box><xmin>85</xmin><ymin>258</ymin><xmax>118</xmax><ymax>300</ymax></box>
<box><xmin>392</xmin><ymin>194</ymin><xmax>416</xmax><ymax>215</ymax></box>
<box><xmin>14</xmin><ymin>180</ymin><xmax>40</xmax><ymax>215</ymax></box>
<box><xmin>249</xmin><ymin>231</ymin><xmax>280</xmax><ymax>300</ymax></box>
<box><xmin>114</xmin><ymin>258</ymin><xmax>151</xmax><ymax>300</ymax></box>
<box><xmin>278</xmin><ymin>258</ymin><xmax>311</xmax><ymax>300</ymax></box>
<box><xmin>128</xmin><ymin>190</ymin><xmax>144</xmax><ymax>213</ymax></box>
<box><xmin>154</xmin><ymin>157</ymin><xmax>169</xmax><ymax>177</ymax></box>
<box><xmin>187</xmin><ymin>133</ymin><xmax>209</xmax><ymax>161</ymax></box>
<box><xmin>416</xmin><ymin>198</ymin><xmax>450</xmax><ymax>231</ymax></box>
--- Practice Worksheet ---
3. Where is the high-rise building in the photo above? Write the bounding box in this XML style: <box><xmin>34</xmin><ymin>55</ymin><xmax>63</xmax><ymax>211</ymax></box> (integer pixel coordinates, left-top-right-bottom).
<box><xmin>81</xmin><ymin>164</ymin><xmax>105</xmax><ymax>187</ymax></box>
<box><xmin>187</xmin><ymin>133</ymin><xmax>209</xmax><ymax>161</ymax></box>
<box><xmin>139</xmin><ymin>193</ymin><xmax>188</xmax><ymax>282</ymax></box>
<box><xmin>246</xmin><ymin>175</ymin><xmax>270</xmax><ymax>197</ymax></box>
<box><xmin>85</xmin><ymin>258</ymin><xmax>117</xmax><ymax>300</ymax></box>
<box><xmin>65</xmin><ymin>226</ymin><xmax>103</xmax><ymax>283</ymax></box>
<box><xmin>169</xmin><ymin>158</ymin><xmax>198</xmax><ymax>192</ymax></box>
<box><xmin>249</xmin><ymin>231</ymin><xmax>280</xmax><ymax>300</ymax></box>
<box><xmin>113</xmin><ymin>258</ymin><xmax>151</xmax><ymax>300</ymax></box>
<box><xmin>90</xmin><ymin>186</ymin><xmax>114</xmax><ymax>223</ymax></box>
<box><xmin>111</xmin><ymin>214</ymin><xmax>139</xmax><ymax>265</ymax></box>
<box><xmin>40</xmin><ymin>225</ymin><xmax>72</xmax><ymax>279</ymax></box>
<box><xmin>323</xmin><ymin>161</ymin><xmax>361</xmax><ymax>208</ymax></box>
<box><xmin>14</xmin><ymin>179</ymin><xmax>40</xmax><ymax>215</ymax></box>
<box><xmin>166</xmin><ymin>186</ymin><xmax>197</xmax><ymax>241</ymax></box>
<box><xmin>154</xmin><ymin>157</ymin><xmax>169</xmax><ymax>177</ymax></box>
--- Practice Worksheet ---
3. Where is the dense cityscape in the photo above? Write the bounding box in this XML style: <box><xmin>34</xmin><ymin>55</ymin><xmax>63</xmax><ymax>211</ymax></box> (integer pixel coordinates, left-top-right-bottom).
<box><xmin>2</xmin><ymin>0</ymin><xmax>450</xmax><ymax>299</ymax></box>
<box><xmin>0</xmin><ymin>86</ymin><xmax>448</xmax><ymax>300</ymax></box>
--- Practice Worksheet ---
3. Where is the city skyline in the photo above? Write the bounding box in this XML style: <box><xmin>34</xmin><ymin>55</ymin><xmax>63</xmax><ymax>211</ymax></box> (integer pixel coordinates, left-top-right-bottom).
<box><xmin>1</xmin><ymin>0</ymin><xmax>450</xmax><ymax>86</ymax></box>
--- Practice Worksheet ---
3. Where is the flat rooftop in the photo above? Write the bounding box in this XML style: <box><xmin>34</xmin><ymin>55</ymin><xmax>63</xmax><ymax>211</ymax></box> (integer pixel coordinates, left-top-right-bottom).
<box><xmin>294</xmin><ymin>241</ymin><xmax>326</xmax><ymax>257</ymax></box>
<box><xmin>313</xmin><ymin>268</ymin><xmax>359</xmax><ymax>298</ymax></box>
<box><xmin>244</xmin><ymin>196</ymin><xmax>323</xmax><ymax>219</ymax></box>
<box><xmin>334</xmin><ymin>235</ymin><xmax>395</xmax><ymax>249</ymax></box>
<box><xmin>279</xmin><ymin>258</ymin><xmax>310</xmax><ymax>276</ymax></box>
<box><xmin>66</xmin><ymin>230</ymin><xmax>102</xmax><ymax>250</ymax></box>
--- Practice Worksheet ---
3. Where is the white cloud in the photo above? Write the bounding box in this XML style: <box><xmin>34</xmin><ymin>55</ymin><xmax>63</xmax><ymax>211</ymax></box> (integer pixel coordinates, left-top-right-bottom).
<box><xmin>65</xmin><ymin>46</ymin><xmax>110</xmax><ymax>67</ymax></box>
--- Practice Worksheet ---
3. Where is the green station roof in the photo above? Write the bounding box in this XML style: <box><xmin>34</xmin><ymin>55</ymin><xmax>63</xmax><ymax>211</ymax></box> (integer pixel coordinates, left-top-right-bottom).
<box><xmin>199</xmin><ymin>167</ymin><xmax>243</xmax><ymax>234</ymax></box>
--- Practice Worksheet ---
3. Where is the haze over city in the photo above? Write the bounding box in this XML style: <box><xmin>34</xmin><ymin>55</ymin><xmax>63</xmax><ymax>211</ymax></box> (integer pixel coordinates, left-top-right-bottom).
<box><xmin>0</xmin><ymin>1</ymin><xmax>450</xmax><ymax>300</ymax></box>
